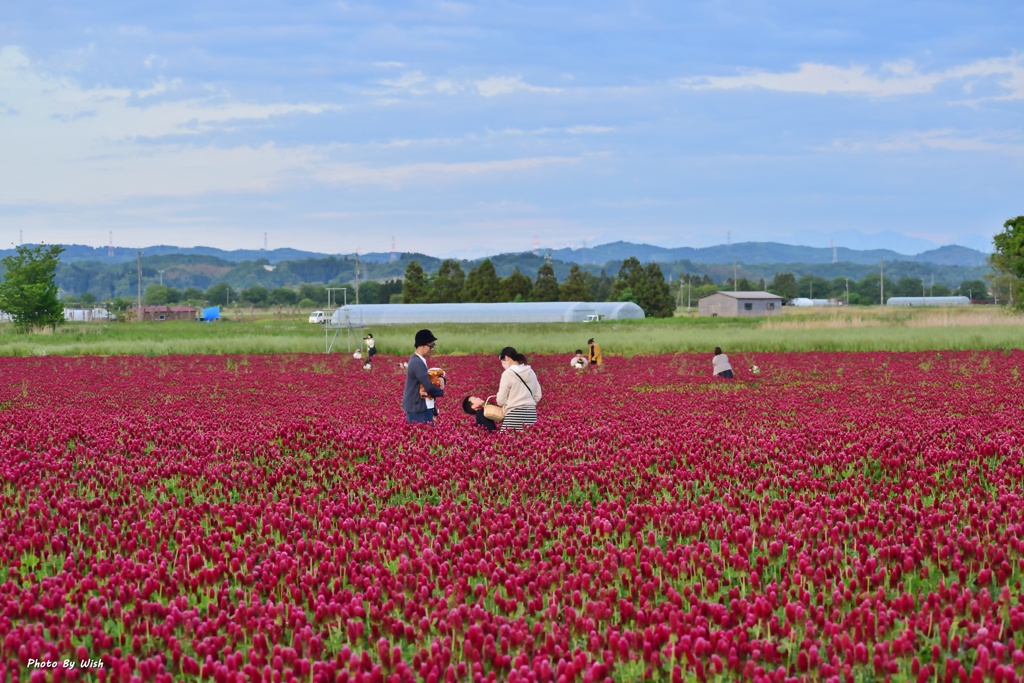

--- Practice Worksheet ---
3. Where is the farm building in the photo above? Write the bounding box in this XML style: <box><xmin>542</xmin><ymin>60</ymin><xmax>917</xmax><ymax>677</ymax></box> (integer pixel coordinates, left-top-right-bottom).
<box><xmin>138</xmin><ymin>305</ymin><xmax>195</xmax><ymax>321</ymax></box>
<box><xmin>331</xmin><ymin>301</ymin><xmax>645</xmax><ymax>326</ymax></box>
<box><xmin>886</xmin><ymin>296</ymin><xmax>970</xmax><ymax>307</ymax></box>
<box><xmin>698</xmin><ymin>291</ymin><xmax>783</xmax><ymax>317</ymax></box>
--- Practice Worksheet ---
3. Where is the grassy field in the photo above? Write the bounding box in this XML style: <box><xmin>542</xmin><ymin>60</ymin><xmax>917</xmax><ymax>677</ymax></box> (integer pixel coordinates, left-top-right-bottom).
<box><xmin>1</xmin><ymin>305</ymin><xmax>1022</xmax><ymax>357</ymax></box>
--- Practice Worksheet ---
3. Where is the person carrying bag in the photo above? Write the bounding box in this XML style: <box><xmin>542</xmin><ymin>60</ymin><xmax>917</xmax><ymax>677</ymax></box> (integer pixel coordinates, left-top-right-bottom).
<box><xmin>495</xmin><ymin>346</ymin><xmax>542</xmax><ymax>432</ymax></box>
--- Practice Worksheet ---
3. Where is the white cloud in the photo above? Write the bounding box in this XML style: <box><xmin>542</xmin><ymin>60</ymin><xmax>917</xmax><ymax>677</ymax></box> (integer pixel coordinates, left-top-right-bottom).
<box><xmin>681</xmin><ymin>54</ymin><xmax>1024</xmax><ymax>100</ymax></box>
<box><xmin>437</xmin><ymin>1</ymin><xmax>471</xmax><ymax>16</ymax></box>
<box><xmin>310</xmin><ymin>155</ymin><xmax>582</xmax><ymax>189</ymax></box>
<box><xmin>567</xmin><ymin>125</ymin><xmax>613</xmax><ymax>134</ymax></box>
<box><xmin>825</xmin><ymin>129</ymin><xmax>1024</xmax><ymax>155</ymax></box>
<box><xmin>474</xmin><ymin>75</ymin><xmax>561</xmax><ymax>97</ymax></box>
<box><xmin>377</xmin><ymin>70</ymin><xmax>430</xmax><ymax>92</ymax></box>
<box><xmin>0</xmin><ymin>46</ymin><xmax>589</xmax><ymax>207</ymax></box>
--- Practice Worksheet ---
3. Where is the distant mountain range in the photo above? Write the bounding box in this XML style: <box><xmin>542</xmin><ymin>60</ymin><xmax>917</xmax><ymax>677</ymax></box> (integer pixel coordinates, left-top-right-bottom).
<box><xmin>0</xmin><ymin>240</ymin><xmax>992</xmax><ymax>299</ymax></box>
<box><xmin>546</xmin><ymin>241</ymin><xmax>990</xmax><ymax>268</ymax></box>
<box><xmin>12</xmin><ymin>240</ymin><xmax>991</xmax><ymax>268</ymax></box>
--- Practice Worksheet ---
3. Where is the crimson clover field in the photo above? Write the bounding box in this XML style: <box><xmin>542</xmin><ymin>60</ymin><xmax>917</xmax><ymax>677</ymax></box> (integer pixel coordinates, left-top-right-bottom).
<box><xmin>2</xmin><ymin>351</ymin><xmax>1024</xmax><ymax>682</ymax></box>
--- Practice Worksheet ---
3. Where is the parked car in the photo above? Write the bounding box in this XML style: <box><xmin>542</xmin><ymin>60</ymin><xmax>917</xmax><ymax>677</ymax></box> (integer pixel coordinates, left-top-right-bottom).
<box><xmin>308</xmin><ymin>310</ymin><xmax>328</xmax><ymax>324</ymax></box>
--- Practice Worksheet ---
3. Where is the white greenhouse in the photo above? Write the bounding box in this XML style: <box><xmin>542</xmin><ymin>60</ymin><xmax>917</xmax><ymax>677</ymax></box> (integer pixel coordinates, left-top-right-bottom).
<box><xmin>330</xmin><ymin>302</ymin><xmax>645</xmax><ymax>325</ymax></box>
<box><xmin>886</xmin><ymin>296</ymin><xmax>970</xmax><ymax>307</ymax></box>
<box><xmin>789</xmin><ymin>298</ymin><xmax>836</xmax><ymax>307</ymax></box>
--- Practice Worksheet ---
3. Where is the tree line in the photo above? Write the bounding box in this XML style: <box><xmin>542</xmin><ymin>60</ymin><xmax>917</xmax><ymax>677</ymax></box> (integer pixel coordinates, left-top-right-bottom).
<box><xmin>5</xmin><ymin>214</ymin><xmax>1021</xmax><ymax>332</ymax></box>
<box><xmin>54</xmin><ymin>259</ymin><xmax>1000</xmax><ymax>315</ymax></box>
<box><xmin>397</xmin><ymin>257</ymin><xmax>676</xmax><ymax>317</ymax></box>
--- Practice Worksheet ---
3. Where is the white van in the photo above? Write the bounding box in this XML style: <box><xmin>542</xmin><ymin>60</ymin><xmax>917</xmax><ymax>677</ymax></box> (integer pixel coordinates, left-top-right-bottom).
<box><xmin>308</xmin><ymin>311</ymin><xmax>328</xmax><ymax>324</ymax></box>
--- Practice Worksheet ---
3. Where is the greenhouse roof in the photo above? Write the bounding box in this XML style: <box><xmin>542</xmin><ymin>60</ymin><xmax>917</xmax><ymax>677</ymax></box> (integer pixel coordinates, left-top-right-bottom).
<box><xmin>331</xmin><ymin>301</ymin><xmax>645</xmax><ymax>325</ymax></box>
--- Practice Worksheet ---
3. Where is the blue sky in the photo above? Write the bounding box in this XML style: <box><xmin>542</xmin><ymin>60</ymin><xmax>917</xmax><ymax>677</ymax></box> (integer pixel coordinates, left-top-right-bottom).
<box><xmin>1</xmin><ymin>1</ymin><xmax>1021</xmax><ymax>258</ymax></box>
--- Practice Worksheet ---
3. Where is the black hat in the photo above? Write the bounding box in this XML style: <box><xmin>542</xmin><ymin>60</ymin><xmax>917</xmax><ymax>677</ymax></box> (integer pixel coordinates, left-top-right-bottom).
<box><xmin>587</xmin><ymin>338</ymin><xmax>595</xmax><ymax>344</ymax></box>
<box><xmin>414</xmin><ymin>329</ymin><xmax>437</xmax><ymax>347</ymax></box>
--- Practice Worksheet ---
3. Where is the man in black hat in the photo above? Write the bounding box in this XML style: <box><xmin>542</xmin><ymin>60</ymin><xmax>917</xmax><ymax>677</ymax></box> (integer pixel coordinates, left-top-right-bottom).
<box><xmin>403</xmin><ymin>329</ymin><xmax>444</xmax><ymax>423</ymax></box>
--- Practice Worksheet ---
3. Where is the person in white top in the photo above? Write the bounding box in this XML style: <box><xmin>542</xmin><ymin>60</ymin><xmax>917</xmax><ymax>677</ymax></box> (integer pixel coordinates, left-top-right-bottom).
<box><xmin>712</xmin><ymin>347</ymin><xmax>734</xmax><ymax>379</ymax></box>
<box><xmin>570</xmin><ymin>349</ymin><xmax>587</xmax><ymax>369</ymax></box>
<box><xmin>496</xmin><ymin>346</ymin><xmax>542</xmax><ymax>432</ymax></box>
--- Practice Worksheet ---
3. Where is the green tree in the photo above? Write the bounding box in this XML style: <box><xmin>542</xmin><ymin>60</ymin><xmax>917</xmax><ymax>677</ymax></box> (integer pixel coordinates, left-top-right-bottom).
<box><xmin>379</xmin><ymin>279</ymin><xmax>404</xmax><ymax>303</ymax></box>
<box><xmin>269</xmin><ymin>287</ymin><xmax>298</xmax><ymax>306</ymax></box>
<box><xmin>0</xmin><ymin>244</ymin><xmax>66</xmax><ymax>332</ymax></box>
<box><xmin>205</xmin><ymin>282</ymin><xmax>237</xmax><ymax>306</ymax></box>
<box><xmin>767</xmin><ymin>272</ymin><xmax>798</xmax><ymax>300</ymax></box>
<box><xmin>298</xmin><ymin>284</ymin><xmax>328</xmax><ymax>306</ymax></box>
<box><xmin>531</xmin><ymin>262</ymin><xmax>560</xmax><ymax>301</ymax></box>
<box><xmin>831</xmin><ymin>278</ymin><xmax>853</xmax><ymax>303</ymax></box>
<box><xmin>559</xmin><ymin>264</ymin><xmax>590</xmax><ymax>301</ymax></box>
<box><xmin>241</xmin><ymin>286</ymin><xmax>269</xmax><ymax>306</ymax></box>
<box><xmin>430</xmin><ymin>259</ymin><xmax>465</xmax><ymax>303</ymax></box>
<box><xmin>855</xmin><ymin>273</ymin><xmax>895</xmax><ymax>305</ymax></box>
<box><xmin>610</xmin><ymin>257</ymin><xmax>643</xmax><ymax>302</ymax></box>
<box><xmin>991</xmin><ymin>215</ymin><xmax>1024</xmax><ymax>309</ymax></box>
<box><xmin>957</xmin><ymin>279</ymin><xmax>988</xmax><ymax>300</ymax></box>
<box><xmin>463</xmin><ymin>259</ymin><xmax>502</xmax><ymax>303</ymax></box>
<box><xmin>501</xmin><ymin>267</ymin><xmax>533</xmax><ymax>302</ymax></box>
<box><xmin>181</xmin><ymin>287</ymin><xmax>205</xmax><ymax>303</ymax></box>
<box><xmin>357</xmin><ymin>281</ymin><xmax>382</xmax><ymax>305</ymax></box>
<box><xmin>613</xmin><ymin>259</ymin><xmax>673</xmax><ymax>317</ymax></box>
<box><xmin>797</xmin><ymin>274</ymin><xmax>831</xmax><ymax>299</ymax></box>
<box><xmin>635</xmin><ymin>262</ymin><xmax>675</xmax><ymax>317</ymax></box>
<box><xmin>402</xmin><ymin>261</ymin><xmax>429</xmax><ymax>303</ymax></box>
<box><xmin>893</xmin><ymin>277</ymin><xmax>924</xmax><ymax>298</ymax></box>
<box><xmin>584</xmin><ymin>270</ymin><xmax>614</xmax><ymax>302</ymax></box>
<box><xmin>144</xmin><ymin>284</ymin><xmax>172</xmax><ymax>305</ymax></box>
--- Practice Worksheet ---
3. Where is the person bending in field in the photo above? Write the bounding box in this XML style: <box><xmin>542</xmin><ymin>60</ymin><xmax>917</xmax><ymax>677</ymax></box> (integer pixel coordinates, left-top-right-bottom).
<box><xmin>462</xmin><ymin>395</ymin><xmax>497</xmax><ymax>432</ymax></box>
<box><xmin>713</xmin><ymin>346</ymin><xmax>734</xmax><ymax>379</ymax></box>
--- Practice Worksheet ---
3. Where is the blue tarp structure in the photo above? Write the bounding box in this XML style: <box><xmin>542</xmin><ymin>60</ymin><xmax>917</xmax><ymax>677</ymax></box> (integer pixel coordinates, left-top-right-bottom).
<box><xmin>198</xmin><ymin>306</ymin><xmax>220</xmax><ymax>321</ymax></box>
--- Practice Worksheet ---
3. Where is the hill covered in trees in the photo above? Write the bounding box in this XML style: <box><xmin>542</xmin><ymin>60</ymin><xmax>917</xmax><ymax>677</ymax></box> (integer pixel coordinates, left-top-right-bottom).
<box><xmin>0</xmin><ymin>239</ymin><xmax>996</xmax><ymax>312</ymax></box>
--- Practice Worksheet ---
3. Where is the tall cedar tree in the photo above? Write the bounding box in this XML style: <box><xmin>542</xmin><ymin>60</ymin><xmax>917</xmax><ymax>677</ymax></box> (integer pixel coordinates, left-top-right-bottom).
<box><xmin>462</xmin><ymin>259</ymin><xmax>502</xmax><ymax>302</ymax></box>
<box><xmin>531</xmin><ymin>262</ymin><xmax>560</xmax><ymax>301</ymax></box>
<box><xmin>431</xmin><ymin>259</ymin><xmax>465</xmax><ymax>303</ymax></box>
<box><xmin>0</xmin><ymin>244</ymin><xmax>65</xmax><ymax>332</ymax></box>
<box><xmin>559</xmin><ymin>263</ymin><xmax>591</xmax><ymax>301</ymax></box>
<box><xmin>584</xmin><ymin>270</ymin><xmax>614</xmax><ymax>302</ymax></box>
<box><xmin>768</xmin><ymin>273</ymin><xmax>799</xmax><ymax>300</ymax></box>
<box><xmin>501</xmin><ymin>267</ymin><xmax>534</xmax><ymax>301</ymax></box>
<box><xmin>402</xmin><ymin>261</ymin><xmax>429</xmax><ymax>303</ymax></box>
<box><xmin>610</xmin><ymin>257</ymin><xmax>643</xmax><ymax>302</ymax></box>
<box><xmin>611</xmin><ymin>257</ymin><xmax>674</xmax><ymax>317</ymax></box>
<box><xmin>638</xmin><ymin>262</ymin><xmax>675</xmax><ymax>317</ymax></box>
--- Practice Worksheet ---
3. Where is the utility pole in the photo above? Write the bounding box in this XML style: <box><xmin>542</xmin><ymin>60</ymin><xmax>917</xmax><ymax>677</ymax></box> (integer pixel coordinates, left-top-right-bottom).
<box><xmin>879</xmin><ymin>258</ymin><xmax>884</xmax><ymax>307</ymax></box>
<box><xmin>845</xmin><ymin>278</ymin><xmax>849</xmax><ymax>305</ymax></box>
<box><xmin>733</xmin><ymin>258</ymin><xmax>738</xmax><ymax>292</ymax></box>
<box><xmin>158</xmin><ymin>269</ymin><xmax>165</xmax><ymax>286</ymax></box>
<box><xmin>136</xmin><ymin>250</ymin><xmax>142</xmax><ymax>321</ymax></box>
<box><xmin>354</xmin><ymin>252</ymin><xmax>360</xmax><ymax>305</ymax></box>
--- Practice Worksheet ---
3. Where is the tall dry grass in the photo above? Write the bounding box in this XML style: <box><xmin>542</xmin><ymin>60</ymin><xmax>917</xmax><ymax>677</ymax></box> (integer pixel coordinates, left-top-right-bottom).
<box><xmin>1</xmin><ymin>306</ymin><xmax>1022</xmax><ymax>357</ymax></box>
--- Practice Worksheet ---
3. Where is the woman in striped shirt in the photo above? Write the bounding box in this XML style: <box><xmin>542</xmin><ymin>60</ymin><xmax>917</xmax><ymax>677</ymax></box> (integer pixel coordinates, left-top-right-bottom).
<box><xmin>496</xmin><ymin>347</ymin><xmax>542</xmax><ymax>432</ymax></box>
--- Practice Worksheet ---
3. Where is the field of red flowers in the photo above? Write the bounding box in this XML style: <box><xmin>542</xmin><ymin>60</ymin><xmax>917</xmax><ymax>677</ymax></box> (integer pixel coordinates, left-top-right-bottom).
<box><xmin>2</xmin><ymin>350</ymin><xmax>1024</xmax><ymax>682</ymax></box>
